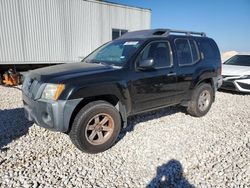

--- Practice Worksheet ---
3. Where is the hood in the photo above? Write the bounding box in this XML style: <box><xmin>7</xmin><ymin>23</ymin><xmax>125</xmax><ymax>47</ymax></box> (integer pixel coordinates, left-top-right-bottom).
<box><xmin>222</xmin><ymin>64</ymin><xmax>250</xmax><ymax>76</ymax></box>
<box><xmin>28</xmin><ymin>62</ymin><xmax>117</xmax><ymax>82</ymax></box>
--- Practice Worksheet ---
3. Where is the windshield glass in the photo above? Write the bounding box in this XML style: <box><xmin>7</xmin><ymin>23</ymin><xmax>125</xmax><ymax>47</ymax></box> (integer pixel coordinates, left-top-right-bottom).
<box><xmin>224</xmin><ymin>55</ymin><xmax>250</xmax><ymax>66</ymax></box>
<box><xmin>84</xmin><ymin>39</ymin><xmax>143</xmax><ymax>67</ymax></box>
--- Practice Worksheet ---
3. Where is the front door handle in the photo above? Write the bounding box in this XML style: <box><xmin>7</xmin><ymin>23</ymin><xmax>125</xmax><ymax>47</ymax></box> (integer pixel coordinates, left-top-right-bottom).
<box><xmin>167</xmin><ymin>72</ymin><xmax>176</xmax><ymax>76</ymax></box>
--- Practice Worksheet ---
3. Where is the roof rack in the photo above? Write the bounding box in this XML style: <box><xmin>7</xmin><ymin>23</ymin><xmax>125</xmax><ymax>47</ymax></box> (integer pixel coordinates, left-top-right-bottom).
<box><xmin>119</xmin><ymin>28</ymin><xmax>206</xmax><ymax>39</ymax></box>
<box><xmin>163</xmin><ymin>29</ymin><xmax>206</xmax><ymax>37</ymax></box>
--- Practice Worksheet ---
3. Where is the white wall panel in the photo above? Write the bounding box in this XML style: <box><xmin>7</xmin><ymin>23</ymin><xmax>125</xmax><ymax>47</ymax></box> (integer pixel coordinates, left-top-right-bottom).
<box><xmin>19</xmin><ymin>0</ymin><xmax>50</xmax><ymax>62</ymax></box>
<box><xmin>0</xmin><ymin>0</ymin><xmax>151</xmax><ymax>64</ymax></box>
<box><xmin>0</xmin><ymin>0</ymin><xmax>24</xmax><ymax>62</ymax></box>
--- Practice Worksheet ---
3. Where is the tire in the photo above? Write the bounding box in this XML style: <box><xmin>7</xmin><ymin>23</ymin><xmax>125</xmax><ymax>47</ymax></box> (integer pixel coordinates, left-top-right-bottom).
<box><xmin>187</xmin><ymin>83</ymin><xmax>214</xmax><ymax>117</ymax></box>
<box><xmin>69</xmin><ymin>100</ymin><xmax>121</xmax><ymax>153</ymax></box>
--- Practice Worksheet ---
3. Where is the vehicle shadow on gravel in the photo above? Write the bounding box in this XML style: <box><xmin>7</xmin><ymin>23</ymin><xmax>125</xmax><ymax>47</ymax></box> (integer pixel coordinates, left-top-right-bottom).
<box><xmin>117</xmin><ymin>105</ymin><xmax>186</xmax><ymax>142</ymax></box>
<box><xmin>147</xmin><ymin>159</ymin><xmax>195</xmax><ymax>188</ymax></box>
<box><xmin>0</xmin><ymin>108</ymin><xmax>33</xmax><ymax>151</ymax></box>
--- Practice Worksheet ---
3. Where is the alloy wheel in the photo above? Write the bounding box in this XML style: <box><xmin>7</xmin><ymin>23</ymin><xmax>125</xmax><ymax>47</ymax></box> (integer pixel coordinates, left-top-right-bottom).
<box><xmin>85</xmin><ymin>113</ymin><xmax>114</xmax><ymax>145</ymax></box>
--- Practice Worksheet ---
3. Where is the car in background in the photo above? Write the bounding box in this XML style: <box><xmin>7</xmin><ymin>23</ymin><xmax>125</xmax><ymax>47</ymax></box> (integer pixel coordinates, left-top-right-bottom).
<box><xmin>222</xmin><ymin>55</ymin><xmax>250</xmax><ymax>93</ymax></box>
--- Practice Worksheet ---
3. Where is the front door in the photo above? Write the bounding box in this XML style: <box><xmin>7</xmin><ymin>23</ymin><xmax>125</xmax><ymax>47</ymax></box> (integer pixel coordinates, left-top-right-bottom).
<box><xmin>130</xmin><ymin>41</ymin><xmax>178</xmax><ymax>113</ymax></box>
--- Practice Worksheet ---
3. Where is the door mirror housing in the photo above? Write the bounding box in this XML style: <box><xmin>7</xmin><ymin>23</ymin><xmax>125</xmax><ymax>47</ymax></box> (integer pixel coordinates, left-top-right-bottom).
<box><xmin>138</xmin><ymin>58</ymin><xmax>154</xmax><ymax>70</ymax></box>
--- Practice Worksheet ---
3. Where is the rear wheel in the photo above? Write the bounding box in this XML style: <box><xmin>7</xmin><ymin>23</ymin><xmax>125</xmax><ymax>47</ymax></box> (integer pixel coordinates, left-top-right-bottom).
<box><xmin>69</xmin><ymin>100</ymin><xmax>121</xmax><ymax>153</ymax></box>
<box><xmin>187</xmin><ymin>83</ymin><xmax>213</xmax><ymax>117</ymax></box>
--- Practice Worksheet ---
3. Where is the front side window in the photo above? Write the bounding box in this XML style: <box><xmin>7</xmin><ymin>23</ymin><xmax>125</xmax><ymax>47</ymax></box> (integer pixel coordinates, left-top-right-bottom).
<box><xmin>139</xmin><ymin>41</ymin><xmax>172</xmax><ymax>68</ymax></box>
<box><xmin>84</xmin><ymin>39</ymin><xmax>143</xmax><ymax>67</ymax></box>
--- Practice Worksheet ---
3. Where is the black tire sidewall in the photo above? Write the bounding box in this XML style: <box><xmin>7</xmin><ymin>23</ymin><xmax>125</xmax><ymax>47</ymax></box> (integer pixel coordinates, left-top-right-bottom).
<box><xmin>71</xmin><ymin>102</ymin><xmax>121</xmax><ymax>153</ymax></box>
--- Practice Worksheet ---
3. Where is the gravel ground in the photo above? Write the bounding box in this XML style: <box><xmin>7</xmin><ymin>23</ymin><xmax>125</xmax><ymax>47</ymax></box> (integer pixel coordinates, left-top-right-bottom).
<box><xmin>0</xmin><ymin>85</ymin><xmax>249</xmax><ymax>187</ymax></box>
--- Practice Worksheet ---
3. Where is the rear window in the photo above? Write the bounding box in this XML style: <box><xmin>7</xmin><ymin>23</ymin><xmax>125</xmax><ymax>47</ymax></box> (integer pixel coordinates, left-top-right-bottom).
<box><xmin>224</xmin><ymin>55</ymin><xmax>250</xmax><ymax>66</ymax></box>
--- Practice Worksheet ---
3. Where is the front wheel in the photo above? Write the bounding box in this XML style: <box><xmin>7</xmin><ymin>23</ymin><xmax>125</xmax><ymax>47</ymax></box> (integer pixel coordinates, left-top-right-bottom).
<box><xmin>69</xmin><ymin>100</ymin><xmax>121</xmax><ymax>153</ymax></box>
<box><xmin>187</xmin><ymin>83</ymin><xmax>214</xmax><ymax>117</ymax></box>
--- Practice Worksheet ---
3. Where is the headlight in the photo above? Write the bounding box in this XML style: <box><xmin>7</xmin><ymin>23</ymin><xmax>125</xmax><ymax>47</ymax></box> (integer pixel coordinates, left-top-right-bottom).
<box><xmin>41</xmin><ymin>84</ymin><xmax>65</xmax><ymax>100</ymax></box>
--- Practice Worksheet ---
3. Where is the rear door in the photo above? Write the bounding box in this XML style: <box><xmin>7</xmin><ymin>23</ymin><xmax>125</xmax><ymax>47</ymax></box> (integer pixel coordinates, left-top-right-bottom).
<box><xmin>174</xmin><ymin>38</ymin><xmax>200</xmax><ymax>100</ymax></box>
<box><xmin>130</xmin><ymin>40</ymin><xmax>178</xmax><ymax>113</ymax></box>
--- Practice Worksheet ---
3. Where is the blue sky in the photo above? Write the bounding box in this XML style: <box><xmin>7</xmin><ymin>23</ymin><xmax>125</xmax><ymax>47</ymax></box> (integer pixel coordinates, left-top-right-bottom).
<box><xmin>109</xmin><ymin>0</ymin><xmax>250</xmax><ymax>52</ymax></box>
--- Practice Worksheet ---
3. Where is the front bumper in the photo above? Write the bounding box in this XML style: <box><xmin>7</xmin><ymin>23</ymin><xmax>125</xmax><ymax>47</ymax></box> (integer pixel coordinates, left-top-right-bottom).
<box><xmin>23</xmin><ymin>93</ymin><xmax>82</xmax><ymax>132</ymax></box>
<box><xmin>221</xmin><ymin>78</ymin><xmax>250</xmax><ymax>93</ymax></box>
<box><xmin>215</xmin><ymin>75</ymin><xmax>223</xmax><ymax>90</ymax></box>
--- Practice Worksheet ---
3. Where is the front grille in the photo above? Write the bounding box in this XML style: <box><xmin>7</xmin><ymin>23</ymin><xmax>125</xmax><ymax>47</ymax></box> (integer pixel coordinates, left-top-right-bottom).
<box><xmin>221</xmin><ymin>81</ymin><xmax>236</xmax><ymax>90</ymax></box>
<box><xmin>237</xmin><ymin>82</ymin><xmax>250</xmax><ymax>90</ymax></box>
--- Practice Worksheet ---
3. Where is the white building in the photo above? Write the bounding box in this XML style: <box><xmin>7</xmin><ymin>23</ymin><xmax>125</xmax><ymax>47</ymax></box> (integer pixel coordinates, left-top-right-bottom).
<box><xmin>0</xmin><ymin>0</ymin><xmax>151</xmax><ymax>65</ymax></box>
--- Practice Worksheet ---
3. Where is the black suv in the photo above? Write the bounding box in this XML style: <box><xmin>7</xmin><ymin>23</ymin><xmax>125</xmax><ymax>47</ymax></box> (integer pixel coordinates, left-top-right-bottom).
<box><xmin>22</xmin><ymin>29</ymin><xmax>222</xmax><ymax>153</ymax></box>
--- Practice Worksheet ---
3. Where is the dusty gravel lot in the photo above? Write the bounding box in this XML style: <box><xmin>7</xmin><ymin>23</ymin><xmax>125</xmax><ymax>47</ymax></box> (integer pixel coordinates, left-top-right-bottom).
<box><xmin>0</xmin><ymin>86</ymin><xmax>249</xmax><ymax>187</ymax></box>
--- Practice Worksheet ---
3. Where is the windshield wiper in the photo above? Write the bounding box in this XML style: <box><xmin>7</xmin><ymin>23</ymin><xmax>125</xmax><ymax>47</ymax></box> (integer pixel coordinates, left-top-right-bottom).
<box><xmin>85</xmin><ymin>60</ymin><xmax>121</xmax><ymax>68</ymax></box>
<box><xmin>87</xmin><ymin>60</ymin><xmax>109</xmax><ymax>66</ymax></box>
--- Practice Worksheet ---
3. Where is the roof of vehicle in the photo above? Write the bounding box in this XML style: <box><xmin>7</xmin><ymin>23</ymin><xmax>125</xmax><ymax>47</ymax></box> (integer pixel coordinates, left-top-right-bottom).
<box><xmin>119</xmin><ymin>29</ymin><xmax>207</xmax><ymax>39</ymax></box>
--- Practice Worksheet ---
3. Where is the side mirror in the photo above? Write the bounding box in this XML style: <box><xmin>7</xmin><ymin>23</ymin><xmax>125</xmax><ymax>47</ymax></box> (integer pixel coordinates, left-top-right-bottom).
<box><xmin>138</xmin><ymin>58</ymin><xmax>154</xmax><ymax>70</ymax></box>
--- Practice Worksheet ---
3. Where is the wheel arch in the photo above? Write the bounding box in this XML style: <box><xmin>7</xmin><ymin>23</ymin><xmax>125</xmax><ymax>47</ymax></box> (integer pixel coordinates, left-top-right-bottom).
<box><xmin>193</xmin><ymin>77</ymin><xmax>216</xmax><ymax>101</ymax></box>
<box><xmin>196</xmin><ymin>78</ymin><xmax>214</xmax><ymax>88</ymax></box>
<box><xmin>66</xmin><ymin>94</ymin><xmax>127</xmax><ymax>133</ymax></box>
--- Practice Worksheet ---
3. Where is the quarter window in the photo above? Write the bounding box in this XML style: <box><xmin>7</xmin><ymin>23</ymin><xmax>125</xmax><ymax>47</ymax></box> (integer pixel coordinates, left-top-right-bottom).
<box><xmin>199</xmin><ymin>40</ymin><xmax>218</xmax><ymax>60</ymax></box>
<box><xmin>139</xmin><ymin>41</ymin><xmax>172</xmax><ymax>68</ymax></box>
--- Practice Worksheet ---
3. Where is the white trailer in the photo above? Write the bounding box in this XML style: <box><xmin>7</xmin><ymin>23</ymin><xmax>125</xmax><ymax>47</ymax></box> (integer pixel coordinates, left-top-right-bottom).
<box><xmin>0</xmin><ymin>0</ymin><xmax>151</xmax><ymax>81</ymax></box>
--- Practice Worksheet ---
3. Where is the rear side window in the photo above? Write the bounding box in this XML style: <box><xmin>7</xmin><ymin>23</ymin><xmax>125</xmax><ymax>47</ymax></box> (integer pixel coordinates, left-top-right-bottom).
<box><xmin>189</xmin><ymin>40</ymin><xmax>199</xmax><ymax>63</ymax></box>
<box><xmin>175</xmin><ymin>39</ymin><xmax>192</xmax><ymax>65</ymax></box>
<box><xmin>175</xmin><ymin>39</ymin><xmax>200</xmax><ymax>66</ymax></box>
<box><xmin>199</xmin><ymin>40</ymin><xmax>219</xmax><ymax>60</ymax></box>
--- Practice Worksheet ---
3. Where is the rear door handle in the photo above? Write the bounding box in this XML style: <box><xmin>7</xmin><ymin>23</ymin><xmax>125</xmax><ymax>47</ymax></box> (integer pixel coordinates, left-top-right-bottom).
<box><xmin>167</xmin><ymin>72</ymin><xmax>176</xmax><ymax>76</ymax></box>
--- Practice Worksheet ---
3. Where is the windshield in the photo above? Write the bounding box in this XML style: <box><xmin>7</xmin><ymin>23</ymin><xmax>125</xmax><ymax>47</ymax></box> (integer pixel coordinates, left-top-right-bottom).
<box><xmin>84</xmin><ymin>39</ymin><xmax>143</xmax><ymax>67</ymax></box>
<box><xmin>224</xmin><ymin>55</ymin><xmax>250</xmax><ymax>66</ymax></box>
